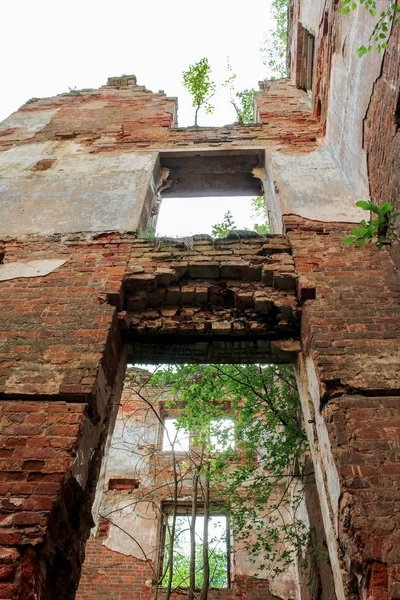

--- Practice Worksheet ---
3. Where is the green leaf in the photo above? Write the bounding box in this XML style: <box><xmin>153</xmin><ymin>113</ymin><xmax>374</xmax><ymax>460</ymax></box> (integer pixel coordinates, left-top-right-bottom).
<box><xmin>352</xmin><ymin>226</ymin><xmax>368</xmax><ymax>235</ymax></box>
<box><xmin>356</xmin><ymin>200</ymin><xmax>372</xmax><ymax>210</ymax></box>
<box><xmin>343</xmin><ymin>236</ymin><xmax>357</xmax><ymax>245</ymax></box>
<box><xmin>358</xmin><ymin>237</ymin><xmax>367</xmax><ymax>248</ymax></box>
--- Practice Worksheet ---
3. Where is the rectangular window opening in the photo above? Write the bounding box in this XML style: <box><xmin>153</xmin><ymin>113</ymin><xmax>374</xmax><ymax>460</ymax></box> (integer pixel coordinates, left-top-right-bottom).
<box><xmin>210</xmin><ymin>418</ymin><xmax>235</xmax><ymax>452</ymax></box>
<box><xmin>151</xmin><ymin>150</ymin><xmax>269</xmax><ymax>238</ymax></box>
<box><xmin>161</xmin><ymin>510</ymin><xmax>229</xmax><ymax>590</ymax></box>
<box><xmin>162</xmin><ymin>417</ymin><xmax>190</xmax><ymax>453</ymax></box>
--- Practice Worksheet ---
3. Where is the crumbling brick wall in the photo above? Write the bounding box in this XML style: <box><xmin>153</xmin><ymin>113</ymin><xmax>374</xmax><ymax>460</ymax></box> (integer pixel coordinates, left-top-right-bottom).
<box><xmin>364</xmin><ymin>21</ymin><xmax>400</xmax><ymax>270</ymax></box>
<box><xmin>286</xmin><ymin>216</ymin><xmax>400</xmax><ymax>600</ymax></box>
<box><xmin>0</xmin><ymin>234</ymin><xmax>131</xmax><ymax>599</ymax></box>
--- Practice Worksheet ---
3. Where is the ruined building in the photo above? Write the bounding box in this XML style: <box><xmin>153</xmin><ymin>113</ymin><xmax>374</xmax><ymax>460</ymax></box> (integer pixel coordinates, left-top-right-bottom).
<box><xmin>0</xmin><ymin>0</ymin><xmax>399</xmax><ymax>597</ymax></box>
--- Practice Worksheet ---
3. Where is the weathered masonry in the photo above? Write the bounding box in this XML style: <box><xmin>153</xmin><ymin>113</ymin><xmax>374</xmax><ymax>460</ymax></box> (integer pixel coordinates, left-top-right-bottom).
<box><xmin>0</xmin><ymin>2</ymin><xmax>399</xmax><ymax>597</ymax></box>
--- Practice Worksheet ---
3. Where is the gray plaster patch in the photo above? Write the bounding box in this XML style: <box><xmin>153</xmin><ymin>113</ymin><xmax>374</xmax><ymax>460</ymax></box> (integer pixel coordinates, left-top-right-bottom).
<box><xmin>0</xmin><ymin>258</ymin><xmax>67</xmax><ymax>281</ymax></box>
<box><xmin>270</xmin><ymin>146</ymin><xmax>365</xmax><ymax>223</ymax></box>
<box><xmin>0</xmin><ymin>108</ymin><xmax>60</xmax><ymax>134</ymax></box>
<box><xmin>0</xmin><ymin>150</ymin><xmax>158</xmax><ymax>235</ymax></box>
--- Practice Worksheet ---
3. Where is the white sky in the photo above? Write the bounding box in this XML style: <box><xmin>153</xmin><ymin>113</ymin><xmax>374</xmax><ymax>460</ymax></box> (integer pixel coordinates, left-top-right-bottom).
<box><xmin>0</xmin><ymin>0</ymin><xmax>275</xmax><ymax>126</ymax></box>
<box><xmin>0</xmin><ymin>0</ymin><xmax>276</xmax><ymax>235</ymax></box>
<box><xmin>156</xmin><ymin>196</ymin><xmax>261</xmax><ymax>237</ymax></box>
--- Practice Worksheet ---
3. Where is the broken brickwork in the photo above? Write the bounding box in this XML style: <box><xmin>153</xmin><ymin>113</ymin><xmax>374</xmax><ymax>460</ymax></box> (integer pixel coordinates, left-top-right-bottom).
<box><xmin>364</xmin><ymin>22</ymin><xmax>400</xmax><ymax>269</ymax></box>
<box><xmin>286</xmin><ymin>216</ymin><xmax>400</xmax><ymax>599</ymax></box>
<box><xmin>123</xmin><ymin>235</ymin><xmax>299</xmax><ymax>348</ymax></box>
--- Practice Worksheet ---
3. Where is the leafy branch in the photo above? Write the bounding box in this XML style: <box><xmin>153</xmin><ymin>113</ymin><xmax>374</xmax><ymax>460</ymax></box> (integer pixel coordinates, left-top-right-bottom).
<box><xmin>344</xmin><ymin>200</ymin><xmax>400</xmax><ymax>249</ymax></box>
<box><xmin>341</xmin><ymin>0</ymin><xmax>400</xmax><ymax>56</ymax></box>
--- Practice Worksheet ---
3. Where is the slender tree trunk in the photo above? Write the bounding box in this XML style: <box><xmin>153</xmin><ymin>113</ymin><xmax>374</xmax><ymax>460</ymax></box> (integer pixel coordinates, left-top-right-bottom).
<box><xmin>194</xmin><ymin>104</ymin><xmax>200</xmax><ymax>127</ymax></box>
<box><xmin>188</xmin><ymin>466</ymin><xmax>199</xmax><ymax>600</ymax></box>
<box><xmin>165</xmin><ymin>451</ymin><xmax>179</xmax><ymax>600</ymax></box>
<box><xmin>200</xmin><ymin>461</ymin><xmax>210</xmax><ymax>600</ymax></box>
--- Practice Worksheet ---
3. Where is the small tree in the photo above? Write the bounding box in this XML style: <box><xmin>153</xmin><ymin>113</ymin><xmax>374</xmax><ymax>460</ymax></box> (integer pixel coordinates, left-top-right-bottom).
<box><xmin>183</xmin><ymin>58</ymin><xmax>216</xmax><ymax>127</ymax></box>
<box><xmin>223</xmin><ymin>60</ymin><xmax>255</xmax><ymax>124</ymax></box>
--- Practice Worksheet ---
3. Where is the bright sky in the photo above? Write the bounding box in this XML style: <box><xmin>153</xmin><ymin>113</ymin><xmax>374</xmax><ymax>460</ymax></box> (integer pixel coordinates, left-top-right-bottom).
<box><xmin>156</xmin><ymin>196</ymin><xmax>260</xmax><ymax>237</ymax></box>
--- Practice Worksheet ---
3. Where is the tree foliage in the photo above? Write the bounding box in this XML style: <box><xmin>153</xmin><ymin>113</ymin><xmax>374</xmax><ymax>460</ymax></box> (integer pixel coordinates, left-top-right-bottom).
<box><xmin>151</xmin><ymin>364</ymin><xmax>311</xmax><ymax>578</ymax></box>
<box><xmin>183</xmin><ymin>58</ymin><xmax>216</xmax><ymax>126</ymax></box>
<box><xmin>211</xmin><ymin>197</ymin><xmax>270</xmax><ymax>239</ymax></box>
<box><xmin>261</xmin><ymin>0</ymin><xmax>289</xmax><ymax>78</ymax></box>
<box><xmin>223</xmin><ymin>60</ymin><xmax>256</xmax><ymax>124</ymax></box>
<box><xmin>341</xmin><ymin>0</ymin><xmax>400</xmax><ymax>56</ymax></box>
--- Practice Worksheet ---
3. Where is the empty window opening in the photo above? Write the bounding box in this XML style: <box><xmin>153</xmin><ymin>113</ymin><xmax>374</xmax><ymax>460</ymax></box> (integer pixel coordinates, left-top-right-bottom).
<box><xmin>152</xmin><ymin>150</ymin><xmax>268</xmax><ymax>238</ymax></box>
<box><xmin>108</xmin><ymin>477</ymin><xmax>139</xmax><ymax>491</ymax></box>
<box><xmin>298</xmin><ymin>26</ymin><xmax>315</xmax><ymax>97</ymax></box>
<box><xmin>162</xmin><ymin>511</ymin><xmax>229</xmax><ymax>589</ymax></box>
<box><xmin>395</xmin><ymin>92</ymin><xmax>400</xmax><ymax>130</ymax></box>
<box><xmin>162</xmin><ymin>417</ymin><xmax>190</xmax><ymax>452</ymax></box>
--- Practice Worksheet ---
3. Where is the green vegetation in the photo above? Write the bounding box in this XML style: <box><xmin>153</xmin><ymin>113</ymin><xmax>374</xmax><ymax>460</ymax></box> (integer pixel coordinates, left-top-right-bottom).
<box><xmin>344</xmin><ymin>201</ymin><xmax>399</xmax><ymax>249</ymax></box>
<box><xmin>152</xmin><ymin>364</ymin><xmax>311</xmax><ymax>580</ymax></box>
<box><xmin>211</xmin><ymin>210</ymin><xmax>236</xmax><ymax>238</ymax></box>
<box><xmin>341</xmin><ymin>0</ymin><xmax>400</xmax><ymax>55</ymax></box>
<box><xmin>223</xmin><ymin>60</ymin><xmax>256</xmax><ymax>124</ymax></box>
<box><xmin>163</xmin><ymin>520</ymin><xmax>227</xmax><ymax>590</ymax></box>
<box><xmin>183</xmin><ymin>58</ymin><xmax>216</xmax><ymax>126</ymax></box>
<box><xmin>211</xmin><ymin>197</ymin><xmax>270</xmax><ymax>238</ymax></box>
<box><xmin>261</xmin><ymin>0</ymin><xmax>289</xmax><ymax>78</ymax></box>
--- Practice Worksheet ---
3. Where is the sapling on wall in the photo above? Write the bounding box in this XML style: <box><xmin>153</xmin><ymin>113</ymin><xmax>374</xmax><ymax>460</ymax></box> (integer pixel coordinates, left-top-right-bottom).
<box><xmin>344</xmin><ymin>200</ymin><xmax>400</xmax><ymax>249</ymax></box>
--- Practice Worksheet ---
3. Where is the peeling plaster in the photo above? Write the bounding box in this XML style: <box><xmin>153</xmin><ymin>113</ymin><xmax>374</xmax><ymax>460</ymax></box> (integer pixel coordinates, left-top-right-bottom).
<box><xmin>0</xmin><ymin>258</ymin><xmax>68</xmax><ymax>281</ymax></box>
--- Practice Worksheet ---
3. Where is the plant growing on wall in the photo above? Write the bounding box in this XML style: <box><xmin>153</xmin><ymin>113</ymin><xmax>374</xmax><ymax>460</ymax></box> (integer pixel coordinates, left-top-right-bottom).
<box><xmin>341</xmin><ymin>0</ymin><xmax>400</xmax><ymax>56</ymax></box>
<box><xmin>211</xmin><ymin>210</ymin><xmax>236</xmax><ymax>238</ymax></box>
<box><xmin>223</xmin><ymin>60</ymin><xmax>256</xmax><ymax>124</ymax></box>
<box><xmin>183</xmin><ymin>58</ymin><xmax>216</xmax><ymax>127</ymax></box>
<box><xmin>343</xmin><ymin>200</ymin><xmax>400</xmax><ymax>249</ymax></box>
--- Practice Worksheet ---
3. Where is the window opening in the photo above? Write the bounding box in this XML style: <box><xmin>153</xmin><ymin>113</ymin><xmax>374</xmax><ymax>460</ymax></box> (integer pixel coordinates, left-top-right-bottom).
<box><xmin>162</xmin><ymin>512</ymin><xmax>229</xmax><ymax>589</ymax></box>
<box><xmin>300</xmin><ymin>29</ymin><xmax>315</xmax><ymax>98</ymax></box>
<box><xmin>151</xmin><ymin>150</ymin><xmax>269</xmax><ymax>238</ymax></box>
<box><xmin>78</xmin><ymin>361</ymin><xmax>322</xmax><ymax>600</ymax></box>
<box><xmin>162</xmin><ymin>417</ymin><xmax>190</xmax><ymax>452</ymax></box>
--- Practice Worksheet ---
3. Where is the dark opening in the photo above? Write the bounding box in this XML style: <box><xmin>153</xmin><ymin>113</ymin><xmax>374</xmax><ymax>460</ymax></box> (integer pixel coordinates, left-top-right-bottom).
<box><xmin>395</xmin><ymin>92</ymin><xmax>400</xmax><ymax>130</ymax></box>
<box><xmin>159</xmin><ymin>150</ymin><xmax>263</xmax><ymax>198</ymax></box>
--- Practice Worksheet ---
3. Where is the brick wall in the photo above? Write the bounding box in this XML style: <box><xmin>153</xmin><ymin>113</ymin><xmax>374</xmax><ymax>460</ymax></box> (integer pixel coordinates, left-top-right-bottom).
<box><xmin>286</xmin><ymin>216</ymin><xmax>400</xmax><ymax>599</ymax></box>
<box><xmin>0</xmin><ymin>80</ymin><xmax>319</xmax><ymax>154</ymax></box>
<box><xmin>0</xmin><ymin>234</ymin><xmax>131</xmax><ymax>598</ymax></box>
<box><xmin>364</xmin><ymin>22</ymin><xmax>400</xmax><ymax>270</ymax></box>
